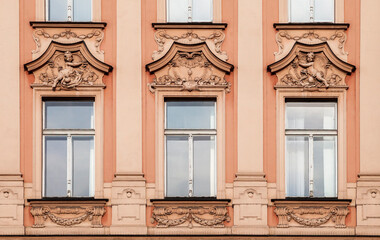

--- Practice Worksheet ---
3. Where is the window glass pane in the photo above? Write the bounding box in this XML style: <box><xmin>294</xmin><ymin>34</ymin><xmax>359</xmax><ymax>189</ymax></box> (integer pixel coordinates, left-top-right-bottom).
<box><xmin>48</xmin><ymin>0</ymin><xmax>68</xmax><ymax>21</ymax></box>
<box><xmin>167</xmin><ymin>0</ymin><xmax>188</xmax><ymax>22</ymax></box>
<box><xmin>286</xmin><ymin>136</ymin><xmax>309</xmax><ymax>197</ymax></box>
<box><xmin>314</xmin><ymin>0</ymin><xmax>334</xmax><ymax>22</ymax></box>
<box><xmin>192</xmin><ymin>0</ymin><xmax>213</xmax><ymax>22</ymax></box>
<box><xmin>313</xmin><ymin>136</ymin><xmax>337</xmax><ymax>197</ymax></box>
<box><xmin>73</xmin><ymin>0</ymin><xmax>92</xmax><ymax>21</ymax></box>
<box><xmin>193</xmin><ymin>136</ymin><xmax>216</xmax><ymax>197</ymax></box>
<box><xmin>166</xmin><ymin>136</ymin><xmax>189</xmax><ymax>197</ymax></box>
<box><xmin>45</xmin><ymin>136</ymin><xmax>67</xmax><ymax>197</ymax></box>
<box><xmin>166</xmin><ymin>101</ymin><xmax>216</xmax><ymax>129</ymax></box>
<box><xmin>45</xmin><ymin>101</ymin><xmax>94</xmax><ymax>129</ymax></box>
<box><xmin>285</xmin><ymin>102</ymin><xmax>337</xmax><ymax>130</ymax></box>
<box><xmin>72</xmin><ymin>136</ymin><xmax>94</xmax><ymax>197</ymax></box>
<box><xmin>289</xmin><ymin>0</ymin><xmax>310</xmax><ymax>22</ymax></box>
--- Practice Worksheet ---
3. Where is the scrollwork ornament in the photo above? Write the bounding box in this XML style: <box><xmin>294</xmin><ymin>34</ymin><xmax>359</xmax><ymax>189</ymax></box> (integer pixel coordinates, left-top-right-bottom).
<box><xmin>32</xmin><ymin>29</ymin><xmax>104</xmax><ymax>55</ymax></box>
<box><xmin>149</xmin><ymin>51</ymin><xmax>230</xmax><ymax>92</ymax></box>
<box><xmin>151</xmin><ymin>206</ymin><xmax>230</xmax><ymax>228</ymax></box>
<box><xmin>153</xmin><ymin>30</ymin><xmax>227</xmax><ymax>61</ymax></box>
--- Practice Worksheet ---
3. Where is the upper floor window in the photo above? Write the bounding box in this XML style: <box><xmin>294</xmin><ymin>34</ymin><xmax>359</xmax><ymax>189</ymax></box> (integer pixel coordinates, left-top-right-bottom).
<box><xmin>43</xmin><ymin>99</ymin><xmax>95</xmax><ymax>197</ymax></box>
<box><xmin>47</xmin><ymin>0</ymin><xmax>92</xmax><ymax>22</ymax></box>
<box><xmin>165</xmin><ymin>99</ymin><xmax>216</xmax><ymax>197</ymax></box>
<box><xmin>289</xmin><ymin>0</ymin><xmax>334</xmax><ymax>22</ymax></box>
<box><xmin>285</xmin><ymin>100</ymin><xmax>337</xmax><ymax>198</ymax></box>
<box><xmin>167</xmin><ymin>0</ymin><xmax>213</xmax><ymax>23</ymax></box>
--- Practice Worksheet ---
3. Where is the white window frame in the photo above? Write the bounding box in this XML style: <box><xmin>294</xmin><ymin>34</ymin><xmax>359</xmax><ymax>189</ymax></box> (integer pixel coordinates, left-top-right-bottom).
<box><xmin>154</xmin><ymin>90</ymin><xmax>226</xmax><ymax>199</ymax></box>
<box><xmin>164</xmin><ymin>0</ymin><xmax>219</xmax><ymax>23</ymax></box>
<box><xmin>164</xmin><ymin>100</ymin><xmax>217</xmax><ymax>197</ymax></box>
<box><xmin>42</xmin><ymin>99</ymin><xmax>95</xmax><ymax>197</ymax></box>
<box><xmin>285</xmin><ymin>101</ymin><xmax>338</xmax><ymax>197</ymax></box>
<box><xmin>276</xmin><ymin>89</ymin><xmax>347</xmax><ymax>199</ymax></box>
<box><xmin>288</xmin><ymin>0</ymin><xmax>335</xmax><ymax>23</ymax></box>
<box><xmin>45</xmin><ymin>0</ymin><xmax>93</xmax><ymax>22</ymax></box>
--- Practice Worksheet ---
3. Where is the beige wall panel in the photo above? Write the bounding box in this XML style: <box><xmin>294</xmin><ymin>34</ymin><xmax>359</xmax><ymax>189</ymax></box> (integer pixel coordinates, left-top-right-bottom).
<box><xmin>0</xmin><ymin>0</ymin><xmax>20</xmax><ymax>174</ymax></box>
<box><xmin>237</xmin><ymin>0</ymin><xmax>263</xmax><ymax>173</ymax></box>
<box><xmin>116</xmin><ymin>0</ymin><xmax>142</xmax><ymax>173</ymax></box>
<box><xmin>360</xmin><ymin>0</ymin><xmax>380</xmax><ymax>173</ymax></box>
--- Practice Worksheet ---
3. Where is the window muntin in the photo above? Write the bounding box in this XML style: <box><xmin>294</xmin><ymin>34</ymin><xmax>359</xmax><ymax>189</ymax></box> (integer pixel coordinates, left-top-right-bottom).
<box><xmin>289</xmin><ymin>0</ymin><xmax>334</xmax><ymax>23</ymax></box>
<box><xmin>165</xmin><ymin>99</ymin><xmax>216</xmax><ymax>197</ymax></box>
<box><xmin>43</xmin><ymin>99</ymin><xmax>95</xmax><ymax>197</ymax></box>
<box><xmin>167</xmin><ymin>0</ymin><xmax>213</xmax><ymax>23</ymax></box>
<box><xmin>47</xmin><ymin>0</ymin><xmax>92</xmax><ymax>22</ymax></box>
<box><xmin>285</xmin><ymin>101</ymin><xmax>337</xmax><ymax>198</ymax></box>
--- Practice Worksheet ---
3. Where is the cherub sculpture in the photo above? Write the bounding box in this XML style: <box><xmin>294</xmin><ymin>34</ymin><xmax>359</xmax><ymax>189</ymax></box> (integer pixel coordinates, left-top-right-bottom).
<box><xmin>52</xmin><ymin>51</ymin><xmax>85</xmax><ymax>90</ymax></box>
<box><xmin>298</xmin><ymin>52</ymin><xmax>329</xmax><ymax>87</ymax></box>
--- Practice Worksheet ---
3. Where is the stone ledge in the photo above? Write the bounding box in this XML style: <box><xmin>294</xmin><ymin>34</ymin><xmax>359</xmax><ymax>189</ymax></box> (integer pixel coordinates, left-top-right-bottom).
<box><xmin>30</xmin><ymin>21</ymin><xmax>107</xmax><ymax>29</ymax></box>
<box><xmin>152</xmin><ymin>23</ymin><xmax>227</xmax><ymax>30</ymax></box>
<box><xmin>273</xmin><ymin>23</ymin><xmax>349</xmax><ymax>30</ymax></box>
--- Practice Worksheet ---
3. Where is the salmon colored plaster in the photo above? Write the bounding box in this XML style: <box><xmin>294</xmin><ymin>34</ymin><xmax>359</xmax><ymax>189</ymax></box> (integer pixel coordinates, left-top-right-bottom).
<box><xmin>222</xmin><ymin>0</ymin><xmax>237</xmax><ymax>183</ymax></box>
<box><xmin>263</xmin><ymin>0</ymin><xmax>279</xmax><ymax>227</ymax></box>
<box><xmin>101</xmin><ymin>0</ymin><xmax>117</xmax><ymax>184</ymax></box>
<box><xmin>142</xmin><ymin>0</ymin><xmax>157</xmax><ymax>184</ymax></box>
<box><xmin>101</xmin><ymin>0</ymin><xmax>117</xmax><ymax>226</ymax></box>
<box><xmin>20</xmin><ymin>0</ymin><xmax>35</xmax><ymax>184</ymax></box>
<box><xmin>20</xmin><ymin>0</ymin><xmax>36</xmax><ymax>227</ymax></box>
<box><xmin>263</xmin><ymin>0</ymin><xmax>279</xmax><ymax>185</ymax></box>
<box><xmin>345</xmin><ymin>0</ymin><xmax>360</xmax><ymax>183</ymax></box>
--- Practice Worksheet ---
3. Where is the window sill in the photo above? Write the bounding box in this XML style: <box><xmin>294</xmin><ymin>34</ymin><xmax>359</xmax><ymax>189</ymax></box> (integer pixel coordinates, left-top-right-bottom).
<box><xmin>272</xmin><ymin>198</ymin><xmax>351</xmax><ymax>202</ymax></box>
<box><xmin>152</xmin><ymin>22</ymin><xmax>227</xmax><ymax>30</ymax></box>
<box><xmin>273</xmin><ymin>22</ymin><xmax>349</xmax><ymax>30</ymax></box>
<box><xmin>30</xmin><ymin>21</ymin><xmax>107</xmax><ymax>29</ymax></box>
<box><xmin>28</xmin><ymin>197</ymin><xmax>108</xmax><ymax>202</ymax></box>
<box><xmin>151</xmin><ymin>197</ymin><xmax>230</xmax><ymax>202</ymax></box>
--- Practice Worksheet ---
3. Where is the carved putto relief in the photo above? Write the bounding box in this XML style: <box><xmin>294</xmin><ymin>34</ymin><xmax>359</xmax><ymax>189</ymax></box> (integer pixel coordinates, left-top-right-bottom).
<box><xmin>30</xmin><ymin>205</ymin><xmax>105</xmax><ymax>228</ymax></box>
<box><xmin>274</xmin><ymin>205</ymin><xmax>349</xmax><ymax>228</ymax></box>
<box><xmin>151</xmin><ymin>206</ymin><xmax>230</xmax><ymax>228</ymax></box>
<box><xmin>267</xmin><ymin>42</ymin><xmax>355</xmax><ymax>89</ymax></box>
<box><xmin>149</xmin><ymin>51</ymin><xmax>230</xmax><ymax>92</ymax></box>
<box><xmin>281</xmin><ymin>51</ymin><xmax>341</xmax><ymax>88</ymax></box>
<box><xmin>25</xmin><ymin>41</ymin><xmax>113</xmax><ymax>90</ymax></box>
<box><xmin>39</xmin><ymin>51</ymin><xmax>98</xmax><ymax>90</ymax></box>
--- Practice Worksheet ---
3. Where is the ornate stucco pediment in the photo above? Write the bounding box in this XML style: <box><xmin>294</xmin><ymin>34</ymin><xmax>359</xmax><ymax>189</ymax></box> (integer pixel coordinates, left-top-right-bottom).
<box><xmin>146</xmin><ymin>42</ymin><xmax>234</xmax><ymax>93</ymax></box>
<box><xmin>268</xmin><ymin>42</ymin><xmax>355</xmax><ymax>89</ymax></box>
<box><xmin>25</xmin><ymin>41</ymin><xmax>112</xmax><ymax>90</ymax></box>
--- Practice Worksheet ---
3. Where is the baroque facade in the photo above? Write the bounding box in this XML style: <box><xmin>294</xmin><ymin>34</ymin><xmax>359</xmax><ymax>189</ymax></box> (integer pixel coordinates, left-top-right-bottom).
<box><xmin>0</xmin><ymin>0</ymin><xmax>379</xmax><ymax>239</ymax></box>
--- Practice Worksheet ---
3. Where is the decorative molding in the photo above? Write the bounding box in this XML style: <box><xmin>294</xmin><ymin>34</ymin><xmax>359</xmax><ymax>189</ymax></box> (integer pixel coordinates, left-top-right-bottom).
<box><xmin>152</xmin><ymin>23</ymin><xmax>227</xmax><ymax>30</ymax></box>
<box><xmin>29</xmin><ymin>200</ymin><xmax>106</xmax><ymax>228</ymax></box>
<box><xmin>268</xmin><ymin>42</ymin><xmax>355</xmax><ymax>89</ymax></box>
<box><xmin>273</xmin><ymin>23</ymin><xmax>349</xmax><ymax>30</ymax></box>
<box><xmin>151</xmin><ymin>201</ymin><xmax>230</xmax><ymax>228</ymax></box>
<box><xmin>152</xmin><ymin>30</ymin><xmax>227</xmax><ymax>61</ymax></box>
<box><xmin>273</xmin><ymin>200</ymin><xmax>350</xmax><ymax>228</ymax></box>
<box><xmin>147</xmin><ymin>42</ymin><xmax>233</xmax><ymax>93</ymax></box>
<box><xmin>275</xmin><ymin>30</ymin><xmax>347</xmax><ymax>58</ymax></box>
<box><xmin>25</xmin><ymin>41</ymin><xmax>112</xmax><ymax>90</ymax></box>
<box><xmin>30</xmin><ymin>21</ymin><xmax>107</xmax><ymax>29</ymax></box>
<box><xmin>32</xmin><ymin>29</ymin><xmax>104</xmax><ymax>55</ymax></box>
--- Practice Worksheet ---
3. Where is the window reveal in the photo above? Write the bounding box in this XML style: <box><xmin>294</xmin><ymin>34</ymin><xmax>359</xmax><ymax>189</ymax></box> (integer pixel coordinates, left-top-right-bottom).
<box><xmin>285</xmin><ymin>101</ymin><xmax>337</xmax><ymax>197</ymax></box>
<box><xmin>165</xmin><ymin>100</ymin><xmax>217</xmax><ymax>197</ymax></box>
<box><xmin>43</xmin><ymin>99</ymin><xmax>95</xmax><ymax>197</ymax></box>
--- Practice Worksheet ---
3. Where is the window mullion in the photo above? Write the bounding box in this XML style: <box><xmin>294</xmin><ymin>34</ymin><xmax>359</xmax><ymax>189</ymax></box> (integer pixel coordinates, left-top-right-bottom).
<box><xmin>67</xmin><ymin>0</ymin><xmax>73</xmax><ymax>21</ymax></box>
<box><xmin>67</xmin><ymin>134</ymin><xmax>73</xmax><ymax>197</ymax></box>
<box><xmin>309</xmin><ymin>134</ymin><xmax>314</xmax><ymax>197</ymax></box>
<box><xmin>188</xmin><ymin>134</ymin><xmax>194</xmax><ymax>197</ymax></box>
<box><xmin>309</xmin><ymin>0</ymin><xmax>315</xmax><ymax>22</ymax></box>
<box><xmin>188</xmin><ymin>0</ymin><xmax>193</xmax><ymax>22</ymax></box>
